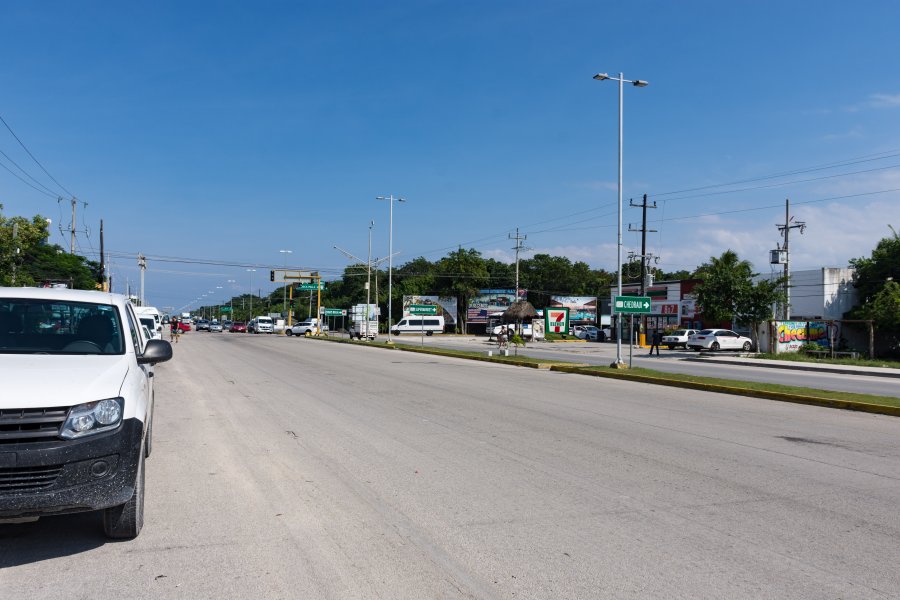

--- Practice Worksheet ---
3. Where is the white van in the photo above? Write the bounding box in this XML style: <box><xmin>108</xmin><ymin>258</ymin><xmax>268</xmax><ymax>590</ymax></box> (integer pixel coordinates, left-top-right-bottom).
<box><xmin>391</xmin><ymin>315</ymin><xmax>445</xmax><ymax>336</ymax></box>
<box><xmin>249</xmin><ymin>316</ymin><xmax>274</xmax><ymax>334</ymax></box>
<box><xmin>134</xmin><ymin>306</ymin><xmax>163</xmax><ymax>337</ymax></box>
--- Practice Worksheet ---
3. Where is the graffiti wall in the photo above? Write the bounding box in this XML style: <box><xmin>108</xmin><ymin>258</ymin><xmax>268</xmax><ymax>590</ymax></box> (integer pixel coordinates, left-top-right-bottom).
<box><xmin>775</xmin><ymin>320</ymin><xmax>830</xmax><ymax>353</ymax></box>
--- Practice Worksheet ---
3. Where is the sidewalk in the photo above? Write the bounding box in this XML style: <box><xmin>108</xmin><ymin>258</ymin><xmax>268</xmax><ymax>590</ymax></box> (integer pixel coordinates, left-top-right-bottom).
<box><xmin>684</xmin><ymin>354</ymin><xmax>900</xmax><ymax>379</ymax></box>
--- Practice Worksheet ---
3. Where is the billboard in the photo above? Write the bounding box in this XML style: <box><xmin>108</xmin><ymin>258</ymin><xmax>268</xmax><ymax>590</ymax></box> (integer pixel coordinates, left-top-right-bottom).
<box><xmin>402</xmin><ymin>296</ymin><xmax>458</xmax><ymax>325</ymax></box>
<box><xmin>466</xmin><ymin>289</ymin><xmax>527</xmax><ymax>324</ymax></box>
<box><xmin>550</xmin><ymin>296</ymin><xmax>597</xmax><ymax>323</ymax></box>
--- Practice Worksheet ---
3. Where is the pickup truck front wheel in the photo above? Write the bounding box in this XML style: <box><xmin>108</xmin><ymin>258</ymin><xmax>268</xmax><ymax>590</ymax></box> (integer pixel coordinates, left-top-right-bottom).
<box><xmin>103</xmin><ymin>446</ymin><xmax>145</xmax><ymax>539</ymax></box>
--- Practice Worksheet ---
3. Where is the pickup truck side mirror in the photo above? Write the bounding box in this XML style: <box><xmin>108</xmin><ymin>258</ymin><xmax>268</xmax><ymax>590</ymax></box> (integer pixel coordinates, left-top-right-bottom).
<box><xmin>138</xmin><ymin>339</ymin><xmax>174</xmax><ymax>365</ymax></box>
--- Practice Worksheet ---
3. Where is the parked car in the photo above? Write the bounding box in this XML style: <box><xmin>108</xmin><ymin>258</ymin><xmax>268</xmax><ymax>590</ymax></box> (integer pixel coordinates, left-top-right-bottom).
<box><xmin>209</xmin><ymin>321</ymin><xmax>223</xmax><ymax>332</ymax></box>
<box><xmin>139</xmin><ymin>316</ymin><xmax>163</xmax><ymax>340</ymax></box>
<box><xmin>573</xmin><ymin>325</ymin><xmax>611</xmax><ymax>341</ymax></box>
<box><xmin>196</xmin><ymin>319</ymin><xmax>210</xmax><ymax>332</ymax></box>
<box><xmin>0</xmin><ymin>286</ymin><xmax>173</xmax><ymax>538</ymax></box>
<box><xmin>229</xmin><ymin>321</ymin><xmax>247</xmax><ymax>333</ymax></box>
<box><xmin>661</xmin><ymin>329</ymin><xmax>698</xmax><ymax>349</ymax></box>
<box><xmin>686</xmin><ymin>329</ymin><xmax>754</xmax><ymax>352</ymax></box>
<box><xmin>491</xmin><ymin>322</ymin><xmax>533</xmax><ymax>338</ymax></box>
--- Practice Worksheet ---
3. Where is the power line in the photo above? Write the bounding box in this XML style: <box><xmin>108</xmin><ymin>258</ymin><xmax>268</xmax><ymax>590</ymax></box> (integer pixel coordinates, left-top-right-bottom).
<box><xmin>0</xmin><ymin>148</ymin><xmax>60</xmax><ymax>196</ymax></box>
<box><xmin>0</xmin><ymin>157</ymin><xmax>59</xmax><ymax>198</ymax></box>
<box><xmin>0</xmin><ymin>113</ymin><xmax>75</xmax><ymax>198</ymax></box>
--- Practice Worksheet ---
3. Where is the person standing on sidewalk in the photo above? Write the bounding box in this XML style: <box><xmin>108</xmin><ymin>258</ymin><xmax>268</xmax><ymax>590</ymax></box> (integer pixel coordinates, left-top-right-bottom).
<box><xmin>648</xmin><ymin>329</ymin><xmax>661</xmax><ymax>356</ymax></box>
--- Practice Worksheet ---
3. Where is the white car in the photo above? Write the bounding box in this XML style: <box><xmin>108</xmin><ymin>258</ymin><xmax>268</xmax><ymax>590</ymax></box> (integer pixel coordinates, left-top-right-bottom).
<box><xmin>491</xmin><ymin>323</ymin><xmax>533</xmax><ymax>338</ymax></box>
<box><xmin>287</xmin><ymin>318</ymin><xmax>329</xmax><ymax>336</ymax></box>
<box><xmin>0</xmin><ymin>287</ymin><xmax>173</xmax><ymax>539</ymax></box>
<box><xmin>573</xmin><ymin>325</ymin><xmax>611</xmax><ymax>341</ymax></box>
<box><xmin>686</xmin><ymin>329</ymin><xmax>754</xmax><ymax>352</ymax></box>
<box><xmin>661</xmin><ymin>329</ymin><xmax>698</xmax><ymax>349</ymax></box>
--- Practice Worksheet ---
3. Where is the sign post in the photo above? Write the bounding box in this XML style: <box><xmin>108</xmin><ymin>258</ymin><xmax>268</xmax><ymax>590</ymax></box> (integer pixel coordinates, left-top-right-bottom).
<box><xmin>612</xmin><ymin>296</ymin><xmax>650</xmax><ymax>369</ymax></box>
<box><xmin>410</xmin><ymin>304</ymin><xmax>437</xmax><ymax>345</ymax></box>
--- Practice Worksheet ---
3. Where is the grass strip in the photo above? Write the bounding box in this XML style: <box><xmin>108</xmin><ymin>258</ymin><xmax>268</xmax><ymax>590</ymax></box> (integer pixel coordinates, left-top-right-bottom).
<box><xmin>752</xmin><ymin>352</ymin><xmax>900</xmax><ymax>370</ymax></box>
<box><xmin>557</xmin><ymin>365</ymin><xmax>900</xmax><ymax>414</ymax></box>
<box><xmin>309</xmin><ymin>336</ymin><xmax>900</xmax><ymax>416</ymax></box>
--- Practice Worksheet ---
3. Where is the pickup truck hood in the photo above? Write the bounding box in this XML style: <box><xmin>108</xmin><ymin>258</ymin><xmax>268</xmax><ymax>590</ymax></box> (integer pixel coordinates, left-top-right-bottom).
<box><xmin>0</xmin><ymin>354</ymin><xmax>130</xmax><ymax>409</ymax></box>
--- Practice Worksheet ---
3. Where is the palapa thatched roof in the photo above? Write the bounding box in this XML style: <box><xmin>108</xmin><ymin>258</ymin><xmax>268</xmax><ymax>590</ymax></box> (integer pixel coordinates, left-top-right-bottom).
<box><xmin>503</xmin><ymin>300</ymin><xmax>537</xmax><ymax>321</ymax></box>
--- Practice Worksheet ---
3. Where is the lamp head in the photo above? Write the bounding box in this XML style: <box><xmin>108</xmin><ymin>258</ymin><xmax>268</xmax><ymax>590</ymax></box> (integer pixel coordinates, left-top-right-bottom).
<box><xmin>632</xmin><ymin>80</ymin><xmax>649</xmax><ymax>87</ymax></box>
<box><xmin>593</xmin><ymin>73</ymin><xmax>610</xmax><ymax>81</ymax></box>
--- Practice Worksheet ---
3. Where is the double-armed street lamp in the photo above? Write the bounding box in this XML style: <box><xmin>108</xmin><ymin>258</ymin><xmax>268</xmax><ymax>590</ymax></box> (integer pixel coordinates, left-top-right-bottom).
<box><xmin>593</xmin><ymin>71</ymin><xmax>648</xmax><ymax>367</ymax></box>
<box><xmin>376</xmin><ymin>195</ymin><xmax>405</xmax><ymax>343</ymax></box>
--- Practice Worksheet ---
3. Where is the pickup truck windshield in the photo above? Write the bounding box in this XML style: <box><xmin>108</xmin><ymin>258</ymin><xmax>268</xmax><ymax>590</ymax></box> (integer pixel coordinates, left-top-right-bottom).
<box><xmin>0</xmin><ymin>298</ymin><xmax>125</xmax><ymax>355</ymax></box>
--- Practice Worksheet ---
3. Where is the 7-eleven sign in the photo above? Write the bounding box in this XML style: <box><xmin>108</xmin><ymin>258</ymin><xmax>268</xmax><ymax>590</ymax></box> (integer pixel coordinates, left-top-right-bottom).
<box><xmin>545</xmin><ymin>307</ymin><xmax>570</xmax><ymax>334</ymax></box>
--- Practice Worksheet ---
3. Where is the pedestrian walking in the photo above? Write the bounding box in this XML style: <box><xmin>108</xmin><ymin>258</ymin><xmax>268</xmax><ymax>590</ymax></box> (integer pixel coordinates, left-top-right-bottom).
<box><xmin>648</xmin><ymin>329</ymin><xmax>661</xmax><ymax>356</ymax></box>
<box><xmin>170</xmin><ymin>319</ymin><xmax>180</xmax><ymax>343</ymax></box>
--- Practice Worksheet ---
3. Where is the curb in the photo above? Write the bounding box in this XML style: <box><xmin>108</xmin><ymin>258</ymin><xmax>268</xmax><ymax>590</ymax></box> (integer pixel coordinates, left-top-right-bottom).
<box><xmin>306</xmin><ymin>336</ymin><xmax>900</xmax><ymax>418</ymax></box>
<box><xmin>684</xmin><ymin>356</ymin><xmax>900</xmax><ymax>379</ymax></box>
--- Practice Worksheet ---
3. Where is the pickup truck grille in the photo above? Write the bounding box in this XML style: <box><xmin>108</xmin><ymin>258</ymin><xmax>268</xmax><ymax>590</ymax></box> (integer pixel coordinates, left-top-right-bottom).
<box><xmin>0</xmin><ymin>407</ymin><xmax>68</xmax><ymax>444</ymax></box>
<box><xmin>0</xmin><ymin>465</ymin><xmax>63</xmax><ymax>494</ymax></box>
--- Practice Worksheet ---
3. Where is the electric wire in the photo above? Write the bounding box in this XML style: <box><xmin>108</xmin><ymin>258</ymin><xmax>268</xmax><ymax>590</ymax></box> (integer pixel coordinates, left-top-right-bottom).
<box><xmin>0</xmin><ymin>113</ymin><xmax>75</xmax><ymax>198</ymax></box>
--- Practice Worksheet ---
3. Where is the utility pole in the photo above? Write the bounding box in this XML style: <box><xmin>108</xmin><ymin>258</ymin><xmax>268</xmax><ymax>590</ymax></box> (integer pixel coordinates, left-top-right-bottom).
<box><xmin>509</xmin><ymin>228</ymin><xmax>528</xmax><ymax>300</ymax></box>
<box><xmin>70</xmin><ymin>198</ymin><xmax>76</xmax><ymax>253</ymax></box>
<box><xmin>99</xmin><ymin>220</ymin><xmax>106</xmax><ymax>291</ymax></box>
<box><xmin>11</xmin><ymin>222</ymin><xmax>18</xmax><ymax>285</ymax></box>
<box><xmin>776</xmin><ymin>198</ymin><xmax>806</xmax><ymax>320</ymax></box>
<box><xmin>629</xmin><ymin>194</ymin><xmax>656</xmax><ymax>342</ymax></box>
<box><xmin>137</xmin><ymin>254</ymin><xmax>147</xmax><ymax>306</ymax></box>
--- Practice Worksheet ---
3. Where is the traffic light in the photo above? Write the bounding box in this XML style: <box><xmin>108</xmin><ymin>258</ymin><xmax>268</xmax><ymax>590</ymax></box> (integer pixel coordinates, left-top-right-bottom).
<box><xmin>270</xmin><ymin>270</ymin><xmax>275</xmax><ymax>282</ymax></box>
<box><xmin>289</xmin><ymin>299</ymin><xmax>295</xmax><ymax>308</ymax></box>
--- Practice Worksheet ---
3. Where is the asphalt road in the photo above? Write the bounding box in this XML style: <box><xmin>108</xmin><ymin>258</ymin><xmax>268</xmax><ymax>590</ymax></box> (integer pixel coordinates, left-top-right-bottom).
<box><xmin>2</xmin><ymin>332</ymin><xmax>900</xmax><ymax>599</ymax></box>
<box><xmin>387</xmin><ymin>334</ymin><xmax>900</xmax><ymax>398</ymax></box>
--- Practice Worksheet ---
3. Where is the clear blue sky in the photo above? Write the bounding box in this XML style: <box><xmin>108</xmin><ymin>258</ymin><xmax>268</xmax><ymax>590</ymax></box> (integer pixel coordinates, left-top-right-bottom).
<box><xmin>1</xmin><ymin>1</ymin><xmax>899</xmax><ymax>312</ymax></box>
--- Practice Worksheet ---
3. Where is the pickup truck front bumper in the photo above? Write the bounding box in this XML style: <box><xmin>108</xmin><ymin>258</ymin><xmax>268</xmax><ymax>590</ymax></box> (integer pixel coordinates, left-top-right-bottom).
<box><xmin>0</xmin><ymin>418</ymin><xmax>143</xmax><ymax>518</ymax></box>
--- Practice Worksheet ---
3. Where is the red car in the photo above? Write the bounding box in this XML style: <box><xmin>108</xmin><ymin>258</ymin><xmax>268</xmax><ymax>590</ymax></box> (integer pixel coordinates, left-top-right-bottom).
<box><xmin>229</xmin><ymin>321</ymin><xmax>247</xmax><ymax>333</ymax></box>
<box><xmin>175</xmin><ymin>320</ymin><xmax>191</xmax><ymax>333</ymax></box>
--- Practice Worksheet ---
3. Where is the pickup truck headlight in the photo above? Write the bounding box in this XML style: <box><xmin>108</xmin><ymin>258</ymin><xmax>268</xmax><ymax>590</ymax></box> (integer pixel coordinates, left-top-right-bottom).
<box><xmin>60</xmin><ymin>398</ymin><xmax>124</xmax><ymax>439</ymax></box>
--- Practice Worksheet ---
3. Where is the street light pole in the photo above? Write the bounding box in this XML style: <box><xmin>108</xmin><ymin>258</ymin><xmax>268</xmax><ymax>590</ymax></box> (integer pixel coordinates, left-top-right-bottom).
<box><xmin>246</xmin><ymin>269</ymin><xmax>256</xmax><ymax>321</ymax></box>
<box><xmin>366</xmin><ymin>221</ymin><xmax>374</xmax><ymax>340</ymax></box>
<box><xmin>593</xmin><ymin>71</ymin><xmax>648</xmax><ymax>367</ymax></box>
<box><xmin>227</xmin><ymin>279</ymin><xmax>236</xmax><ymax>318</ymax></box>
<box><xmin>279</xmin><ymin>249</ymin><xmax>292</xmax><ymax>330</ymax></box>
<box><xmin>377</xmin><ymin>195</ymin><xmax>405</xmax><ymax>343</ymax></box>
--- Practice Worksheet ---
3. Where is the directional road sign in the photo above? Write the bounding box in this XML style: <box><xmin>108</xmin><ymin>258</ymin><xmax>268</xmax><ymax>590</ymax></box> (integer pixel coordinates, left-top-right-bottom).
<box><xmin>409</xmin><ymin>304</ymin><xmax>438</xmax><ymax>316</ymax></box>
<box><xmin>323</xmin><ymin>308</ymin><xmax>344</xmax><ymax>317</ymax></box>
<box><xmin>298</xmin><ymin>282</ymin><xmax>325</xmax><ymax>291</ymax></box>
<box><xmin>613</xmin><ymin>295</ymin><xmax>651</xmax><ymax>314</ymax></box>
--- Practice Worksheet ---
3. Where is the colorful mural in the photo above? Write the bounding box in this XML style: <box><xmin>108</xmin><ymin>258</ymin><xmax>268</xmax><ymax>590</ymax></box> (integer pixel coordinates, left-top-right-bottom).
<box><xmin>775</xmin><ymin>321</ymin><xmax>829</xmax><ymax>353</ymax></box>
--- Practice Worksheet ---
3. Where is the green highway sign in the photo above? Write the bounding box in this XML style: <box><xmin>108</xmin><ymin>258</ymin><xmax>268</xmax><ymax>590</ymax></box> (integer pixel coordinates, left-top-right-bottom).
<box><xmin>323</xmin><ymin>308</ymin><xmax>344</xmax><ymax>317</ymax></box>
<box><xmin>409</xmin><ymin>304</ymin><xmax>438</xmax><ymax>316</ymax></box>
<box><xmin>220</xmin><ymin>306</ymin><xmax>232</xmax><ymax>312</ymax></box>
<box><xmin>298</xmin><ymin>282</ymin><xmax>325</xmax><ymax>291</ymax></box>
<box><xmin>613</xmin><ymin>295</ymin><xmax>651</xmax><ymax>314</ymax></box>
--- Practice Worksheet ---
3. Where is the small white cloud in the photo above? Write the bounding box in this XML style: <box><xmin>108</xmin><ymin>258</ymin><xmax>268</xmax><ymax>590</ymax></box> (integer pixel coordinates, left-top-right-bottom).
<box><xmin>822</xmin><ymin>126</ymin><xmax>863</xmax><ymax>141</ymax></box>
<box><xmin>868</xmin><ymin>93</ymin><xmax>900</xmax><ymax>108</ymax></box>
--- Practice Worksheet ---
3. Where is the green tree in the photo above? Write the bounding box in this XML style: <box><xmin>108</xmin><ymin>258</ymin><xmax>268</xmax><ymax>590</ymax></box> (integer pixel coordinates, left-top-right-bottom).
<box><xmin>846</xmin><ymin>229</ymin><xmax>900</xmax><ymax>354</ymax></box>
<box><xmin>435</xmin><ymin>248</ymin><xmax>488</xmax><ymax>331</ymax></box>
<box><xmin>693</xmin><ymin>250</ymin><xmax>753</xmax><ymax>325</ymax></box>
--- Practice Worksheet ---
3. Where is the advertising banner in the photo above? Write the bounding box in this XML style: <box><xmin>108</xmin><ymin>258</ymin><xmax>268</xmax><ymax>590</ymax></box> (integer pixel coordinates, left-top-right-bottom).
<box><xmin>550</xmin><ymin>296</ymin><xmax>597</xmax><ymax>323</ymax></box>
<box><xmin>775</xmin><ymin>320</ymin><xmax>830</xmax><ymax>353</ymax></box>
<box><xmin>402</xmin><ymin>296</ymin><xmax>458</xmax><ymax>325</ymax></box>
<box><xmin>466</xmin><ymin>289</ymin><xmax>527</xmax><ymax>324</ymax></box>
